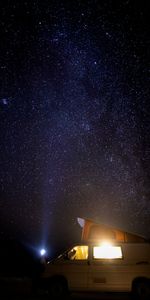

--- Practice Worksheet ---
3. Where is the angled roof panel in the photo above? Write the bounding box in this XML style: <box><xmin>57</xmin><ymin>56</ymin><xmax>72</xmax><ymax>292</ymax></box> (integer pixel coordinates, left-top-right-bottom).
<box><xmin>77</xmin><ymin>217</ymin><xmax>147</xmax><ymax>243</ymax></box>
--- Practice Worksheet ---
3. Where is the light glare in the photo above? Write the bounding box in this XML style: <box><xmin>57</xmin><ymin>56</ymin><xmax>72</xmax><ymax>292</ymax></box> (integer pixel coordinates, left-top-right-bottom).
<box><xmin>93</xmin><ymin>243</ymin><xmax>122</xmax><ymax>259</ymax></box>
<box><xmin>40</xmin><ymin>248</ymin><xmax>46</xmax><ymax>256</ymax></box>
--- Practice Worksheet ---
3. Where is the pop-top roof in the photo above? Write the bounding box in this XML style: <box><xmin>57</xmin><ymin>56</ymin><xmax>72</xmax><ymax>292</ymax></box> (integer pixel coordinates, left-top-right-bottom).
<box><xmin>77</xmin><ymin>217</ymin><xmax>147</xmax><ymax>243</ymax></box>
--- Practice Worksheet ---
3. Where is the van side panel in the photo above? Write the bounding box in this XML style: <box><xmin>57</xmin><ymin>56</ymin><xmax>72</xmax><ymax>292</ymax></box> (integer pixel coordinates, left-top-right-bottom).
<box><xmin>88</xmin><ymin>243</ymin><xmax>150</xmax><ymax>292</ymax></box>
<box><xmin>88</xmin><ymin>263</ymin><xmax>150</xmax><ymax>292</ymax></box>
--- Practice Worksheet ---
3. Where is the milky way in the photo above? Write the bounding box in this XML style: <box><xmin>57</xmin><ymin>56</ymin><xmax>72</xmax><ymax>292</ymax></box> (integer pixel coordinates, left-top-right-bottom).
<box><xmin>0</xmin><ymin>0</ymin><xmax>149</xmax><ymax>252</ymax></box>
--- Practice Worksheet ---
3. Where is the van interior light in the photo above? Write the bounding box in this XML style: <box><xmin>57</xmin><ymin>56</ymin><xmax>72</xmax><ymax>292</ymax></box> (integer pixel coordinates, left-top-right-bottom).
<box><xmin>94</xmin><ymin>242</ymin><xmax>122</xmax><ymax>259</ymax></box>
<box><xmin>100</xmin><ymin>241</ymin><xmax>112</xmax><ymax>247</ymax></box>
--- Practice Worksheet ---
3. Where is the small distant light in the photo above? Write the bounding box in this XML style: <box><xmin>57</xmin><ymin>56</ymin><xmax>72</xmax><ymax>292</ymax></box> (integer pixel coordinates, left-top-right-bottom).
<box><xmin>40</xmin><ymin>248</ymin><xmax>46</xmax><ymax>256</ymax></box>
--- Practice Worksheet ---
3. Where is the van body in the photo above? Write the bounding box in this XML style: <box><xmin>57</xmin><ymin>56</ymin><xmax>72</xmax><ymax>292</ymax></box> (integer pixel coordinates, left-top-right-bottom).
<box><xmin>38</xmin><ymin>241</ymin><xmax>150</xmax><ymax>298</ymax></box>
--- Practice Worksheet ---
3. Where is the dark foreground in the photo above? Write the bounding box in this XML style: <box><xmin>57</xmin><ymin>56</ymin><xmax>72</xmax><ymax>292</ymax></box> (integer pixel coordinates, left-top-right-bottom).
<box><xmin>0</xmin><ymin>292</ymin><xmax>131</xmax><ymax>300</ymax></box>
<box><xmin>0</xmin><ymin>281</ymin><xmax>131</xmax><ymax>300</ymax></box>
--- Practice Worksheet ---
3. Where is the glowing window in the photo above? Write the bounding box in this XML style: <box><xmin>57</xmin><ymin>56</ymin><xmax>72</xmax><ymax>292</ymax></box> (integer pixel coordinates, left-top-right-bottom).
<box><xmin>93</xmin><ymin>243</ymin><xmax>122</xmax><ymax>259</ymax></box>
<box><xmin>68</xmin><ymin>246</ymin><xmax>88</xmax><ymax>260</ymax></box>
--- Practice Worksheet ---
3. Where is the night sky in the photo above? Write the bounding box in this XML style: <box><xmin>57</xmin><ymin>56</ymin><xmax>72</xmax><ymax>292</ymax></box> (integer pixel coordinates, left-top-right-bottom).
<box><xmin>0</xmin><ymin>0</ymin><xmax>149</xmax><ymax>255</ymax></box>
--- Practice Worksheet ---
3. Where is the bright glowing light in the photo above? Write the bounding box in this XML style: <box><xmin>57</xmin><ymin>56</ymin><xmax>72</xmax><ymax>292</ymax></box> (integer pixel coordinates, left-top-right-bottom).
<box><xmin>100</xmin><ymin>241</ymin><xmax>112</xmax><ymax>247</ymax></box>
<box><xmin>40</xmin><ymin>248</ymin><xmax>46</xmax><ymax>256</ymax></box>
<box><xmin>93</xmin><ymin>242</ymin><xmax>122</xmax><ymax>259</ymax></box>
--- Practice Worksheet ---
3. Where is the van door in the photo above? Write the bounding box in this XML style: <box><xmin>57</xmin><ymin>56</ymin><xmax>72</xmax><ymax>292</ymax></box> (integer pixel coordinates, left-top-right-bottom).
<box><xmin>62</xmin><ymin>245</ymin><xmax>89</xmax><ymax>291</ymax></box>
<box><xmin>88</xmin><ymin>243</ymin><xmax>130</xmax><ymax>292</ymax></box>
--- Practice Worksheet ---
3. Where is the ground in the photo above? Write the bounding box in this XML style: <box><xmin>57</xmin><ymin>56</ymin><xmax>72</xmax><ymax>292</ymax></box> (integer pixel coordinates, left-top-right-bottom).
<box><xmin>0</xmin><ymin>274</ymin><xmax>132</xmax><ymax>300</ymax></box>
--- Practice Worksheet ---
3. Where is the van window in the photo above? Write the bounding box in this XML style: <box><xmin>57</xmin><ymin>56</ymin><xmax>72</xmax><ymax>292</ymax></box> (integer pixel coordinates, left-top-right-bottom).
<box><xmin>93</xmin><ymin>244</ymin><xmax>122</xmax><ymax>259</ymax></box>
<box><xmin>68</xmin><ymin>246</ymin><xmax>88</xmax><ymax>260</ymax></box>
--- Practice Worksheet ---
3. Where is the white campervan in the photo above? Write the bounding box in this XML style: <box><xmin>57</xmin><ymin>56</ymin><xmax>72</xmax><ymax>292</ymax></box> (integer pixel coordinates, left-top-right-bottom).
<box><xmin>38</xmin><ymin>240</ymin><xmax>150</xmax><ymax>299</ymax></box>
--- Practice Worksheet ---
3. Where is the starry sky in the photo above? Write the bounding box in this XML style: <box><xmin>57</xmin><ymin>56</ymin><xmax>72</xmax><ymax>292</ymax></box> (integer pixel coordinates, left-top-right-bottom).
<box><xmin>0</xmin><ymin>0</ymin><xmax>149</xmax><ymax>254</ymax></box>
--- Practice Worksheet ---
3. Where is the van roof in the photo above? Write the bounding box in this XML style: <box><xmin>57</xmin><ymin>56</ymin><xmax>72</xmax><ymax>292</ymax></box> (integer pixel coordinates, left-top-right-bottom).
<box><xmin>77</xmin><ymin>217</ymin><xmax>148</xmax><ymax>243</ymax></box>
